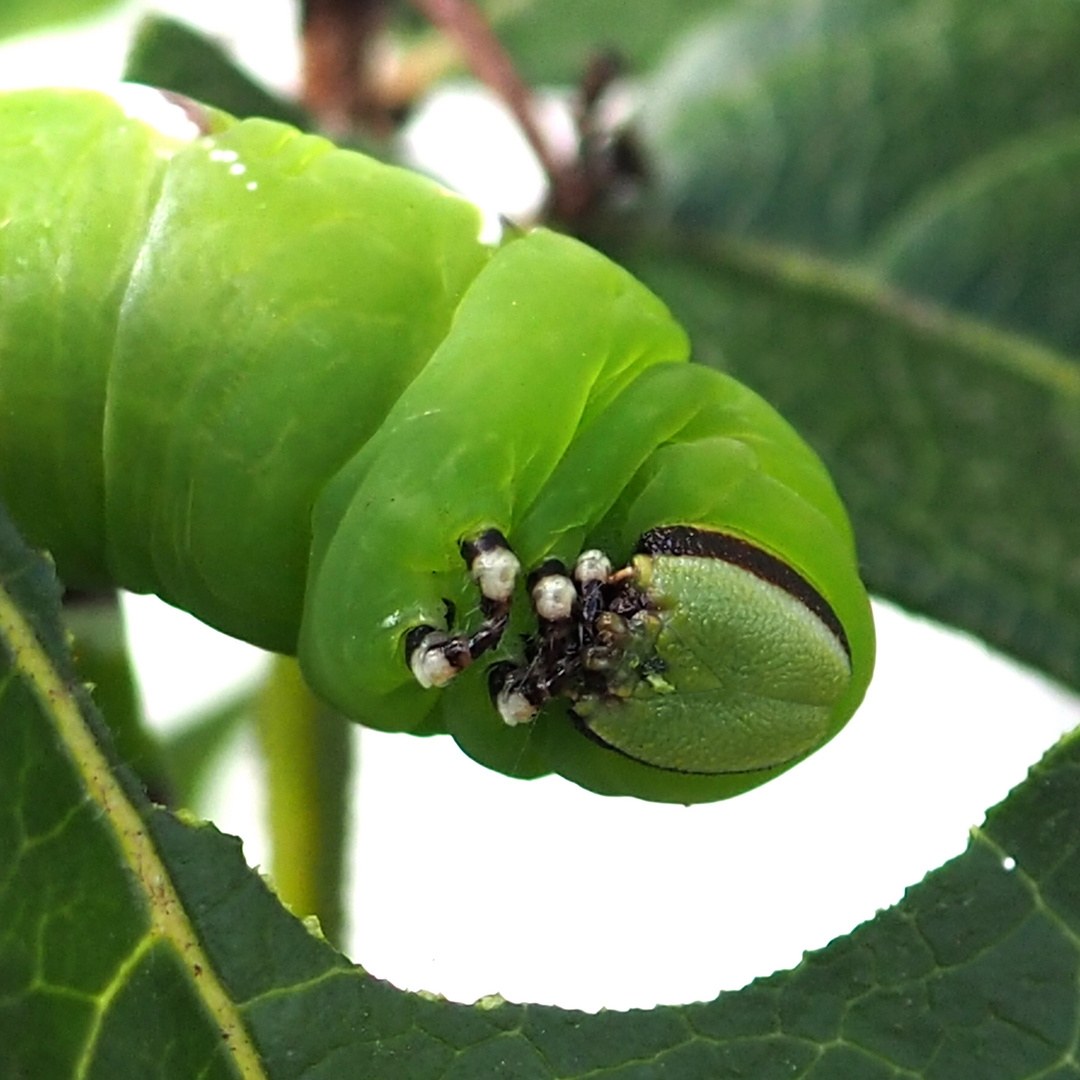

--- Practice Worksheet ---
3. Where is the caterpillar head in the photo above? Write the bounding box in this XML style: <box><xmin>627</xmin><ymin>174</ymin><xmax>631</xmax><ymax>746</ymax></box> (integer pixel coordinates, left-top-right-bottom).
<box><xmin>406</xmin><ymin>522</ymin><xmax>868</xmax><ymax>804</ymax></box>
<box><xmin>284</xmin><ymin>227</ymin><xmax>874</xmax><ymax>804</ymax></box>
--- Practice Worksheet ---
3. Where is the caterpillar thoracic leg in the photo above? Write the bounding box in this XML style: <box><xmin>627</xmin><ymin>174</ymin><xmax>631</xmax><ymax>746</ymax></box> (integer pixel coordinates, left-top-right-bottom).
<box><xmin>407</xmin><ymin>529</ymin><xmax>520</xmax><ymax>688</ymax></box>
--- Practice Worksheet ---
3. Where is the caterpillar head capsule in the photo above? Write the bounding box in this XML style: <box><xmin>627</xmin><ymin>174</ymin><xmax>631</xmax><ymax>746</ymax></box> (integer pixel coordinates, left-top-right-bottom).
<box><xmin>481</xmin><ymin>526</ymin><xmax>853</xmax><ymax>776</ymax></box>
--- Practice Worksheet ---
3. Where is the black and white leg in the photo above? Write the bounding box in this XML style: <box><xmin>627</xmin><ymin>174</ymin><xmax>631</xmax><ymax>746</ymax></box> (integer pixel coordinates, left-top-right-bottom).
<box><xmin>490</xmin><ymin>548</ymin><xmax>628</xmax><ymax>726</ymax></box>
<box><xmin>407</xmin><ymin>529</ymin><xmax>521</xmax><ymax>688</ymax></box>
<box><xmin>489</xmin><ymin>558</ymin><xmax>580</xmax><ymax>724</ymax></box>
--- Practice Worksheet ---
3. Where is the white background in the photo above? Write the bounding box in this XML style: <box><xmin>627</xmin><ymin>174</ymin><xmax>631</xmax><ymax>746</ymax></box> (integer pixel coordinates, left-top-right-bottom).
<box><xmin>2</xmin><ymin>0</ymin><xmax>1077</xmax><ymax>1014</ymax></box>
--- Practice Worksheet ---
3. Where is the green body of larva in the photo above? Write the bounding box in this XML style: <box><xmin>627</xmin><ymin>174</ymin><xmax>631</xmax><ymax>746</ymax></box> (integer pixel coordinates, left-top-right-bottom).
<box><xmin>0</xmin><ymin>86</ymin><xmax>874</xmax><ymax>802</ymax></box>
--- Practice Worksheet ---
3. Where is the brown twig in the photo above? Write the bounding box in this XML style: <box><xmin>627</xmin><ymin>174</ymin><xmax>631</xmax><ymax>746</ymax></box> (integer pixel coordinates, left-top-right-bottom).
<box><xmin>301</xmin><ymin>0</ymin><xmax>394</xmax><ymax>135</ymax></box>
<box><xmin>407</xmin><ymin>0</ymin><xmax>591</xmax><ymax>222</ymax></box>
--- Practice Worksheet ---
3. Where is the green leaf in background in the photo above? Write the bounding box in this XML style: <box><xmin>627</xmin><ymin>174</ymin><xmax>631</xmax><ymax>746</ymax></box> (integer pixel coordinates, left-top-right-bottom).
<box><xmin>0</xmin><ymin>0</ymin><xmax>123</xmax><ymax>42</ymax></box>
<box><xmin>869</xmin><ymin>125</ymin><xmax>1080</xmax><ymax>356</ymax></box>
<box><xmin>582</xmin><ymin>0</ymin><xmax>1080</xmax><ymax>701</ymax></box>
<box><xmin>4</xmin><ymin>495</ymin><xmax>1080</xmax><ymax>1076</ymax></box>
<box><xmin>123</xmin><ymin>15</ymin><xmax>311</xmax><ymax>129</ymax></box>
<box><xmin>640</xmin><ymin>0</ymin><xmax>1080</xmax><ymax>260</ymax></box>
<box><xmin>485</xmin><ymin>0</ymin><xmax>732</xmax><ymax>84</ymax></box>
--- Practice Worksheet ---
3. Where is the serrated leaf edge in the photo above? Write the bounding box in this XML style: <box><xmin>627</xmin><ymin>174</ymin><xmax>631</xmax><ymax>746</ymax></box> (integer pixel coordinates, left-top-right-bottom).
<box><xmin>0</xmin><ymin>574</ymin><xmax>267</xmax><ymax>1079</ymax></box>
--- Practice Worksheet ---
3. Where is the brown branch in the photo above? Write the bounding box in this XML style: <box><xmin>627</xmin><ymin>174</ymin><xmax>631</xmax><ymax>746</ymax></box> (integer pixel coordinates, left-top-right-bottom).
<box><xmin>302</xmin><ymin>0</ymin><xmax>394</xmax><ymax>135</ymax></box>
<box><xmin>407</xmin><ymin>0</ymin><xmax>591</xmax><ymax>222</ymax></box>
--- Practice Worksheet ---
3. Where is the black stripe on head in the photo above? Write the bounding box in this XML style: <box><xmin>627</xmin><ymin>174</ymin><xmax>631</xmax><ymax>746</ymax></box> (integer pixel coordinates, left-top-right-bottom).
<box><xmin>636</xmin><ymin>525</ymin><xmax>851</xmax><ymax>660</ymax></box>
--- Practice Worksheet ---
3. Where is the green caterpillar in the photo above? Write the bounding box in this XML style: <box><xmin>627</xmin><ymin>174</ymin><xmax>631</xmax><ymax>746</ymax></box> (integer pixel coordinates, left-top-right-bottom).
<box><xmin>0</xmin><ymin>85</ymin><xmax>874</xmax><ymax>803</ymax></box>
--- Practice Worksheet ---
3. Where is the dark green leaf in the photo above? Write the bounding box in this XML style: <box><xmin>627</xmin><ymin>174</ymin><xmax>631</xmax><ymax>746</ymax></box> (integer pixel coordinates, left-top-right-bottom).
<box><xmin>123</xmin><ymin>16</ymin><xmax>311</xmax><ymax>128</ymax></box>
<box><xmin>486</xmin><ymin>0</ymin><xmax>730</xmax><ymax>84</ymax></box>
<box><xmin>640</xmin><ymin>0</ymin><xmax>1080</xmax><ymax>261</ymax></box>
<box><xmin>0</xmin><ymin>506</ymin><xmax>251</xmax><ymax>1079</ymax></box>
<box><xmin>869</xmin><ymin>124</ymin><xmax>1080</xmax><ymax>355</ymax></box>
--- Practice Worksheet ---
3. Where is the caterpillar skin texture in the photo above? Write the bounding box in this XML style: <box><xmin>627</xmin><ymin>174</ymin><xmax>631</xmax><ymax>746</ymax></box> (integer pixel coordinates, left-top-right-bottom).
<box><xmin>0</xmin><ymin>87</ymin><xmax>875</xmax><ymax>803</ymax></box>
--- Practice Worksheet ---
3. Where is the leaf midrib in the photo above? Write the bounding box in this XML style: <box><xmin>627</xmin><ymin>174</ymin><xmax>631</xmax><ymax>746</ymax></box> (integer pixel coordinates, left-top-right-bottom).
<box><xmin>0</xmin><ymin>575</ymin><xmax>266</xmax><ymax>1080</ymax></box>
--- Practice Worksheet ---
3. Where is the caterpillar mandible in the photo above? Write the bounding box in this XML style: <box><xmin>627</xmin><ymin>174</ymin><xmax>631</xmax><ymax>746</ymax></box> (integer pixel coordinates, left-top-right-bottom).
<box><xmin>0</xmin><ymin>86</ymin><xmax>874</xmax><ymax>803</ymax></box>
